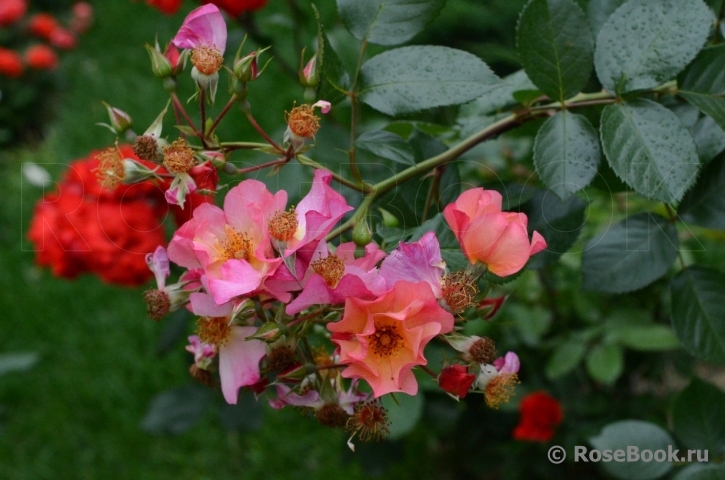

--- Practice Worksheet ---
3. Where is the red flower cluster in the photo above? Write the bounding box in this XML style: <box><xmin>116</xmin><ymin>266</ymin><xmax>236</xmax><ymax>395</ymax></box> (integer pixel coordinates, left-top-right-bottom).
<box><xmin>27</xmin><ymin>145</ymin><xmax>216</xmax><ymax>286</ymax></box>
<box><xmin>0</xmin><ymin>2</ymin><xmax>92</xmax><ymax>77</ymax></box>
<box><xmin>512</xmin><ymin>391</ymin><xmax>563</xmax><ymax>442</ymax></box>
<box><xmin>145</xmin><ymin>0</ymin><xmax>267</xmax><ymax>16</ymax></box>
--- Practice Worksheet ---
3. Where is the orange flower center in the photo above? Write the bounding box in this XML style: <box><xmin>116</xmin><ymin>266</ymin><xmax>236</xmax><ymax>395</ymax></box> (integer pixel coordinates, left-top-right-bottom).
<box><xmin>369</xmin><ymin>323</ymin><xmax>403</xmax><ymax>358</ymax></box>
<box><xmin>311</xmin><ymin>254</ymin><xmax>345</xmax><ymax>287</ymax></box>
<box><xmin>191</xmin><ymin>45</ymin><xmax>224</xmax><ymax>75</ymax></box>
<box><xmin>94</xmin><ymin>146</ymin><xmax>125</xmax><ymax>190</ymax></box>
<box><xmin>163</xmin><ymin>138</ymin><xmax>195</xmax><ymax>173</ymax></box>
<box><xmin>196</xmin><ymin>316</ymin><xmax>232</xmax><ymax>346</ymax></box>
<box><xmin>221</xmin><ymin>225</ymin><xmax>253</xmax><ymax>262</ymax></box>
<box><xmin>268</xmin><ymin>207</ymin><xmax>299</xmax><ymax>241</ymax></box>
<box><xmin>485</xmin><ymin>373</ymin><xmax>519</xmax><ymax>409</ymax></box>
<box><xmin>285</xmin><ymin>104</ymin><xmax>320</xmax><ymax>138</ymax></box>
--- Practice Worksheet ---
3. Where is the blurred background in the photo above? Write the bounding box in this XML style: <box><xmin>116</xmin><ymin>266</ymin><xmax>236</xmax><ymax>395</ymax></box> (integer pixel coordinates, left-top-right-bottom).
<box><xmin>2</xmin><ymin>0</ymin><xmax>718</xmax><ymax>479</ymax></box>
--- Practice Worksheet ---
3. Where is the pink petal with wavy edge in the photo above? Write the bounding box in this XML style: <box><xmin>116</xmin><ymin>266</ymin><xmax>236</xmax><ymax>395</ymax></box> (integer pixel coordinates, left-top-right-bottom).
<box><xmin>379</xmin><ymin>231</ymin><xmax>445</xmax><ymax>296</ymax></box>
<box><xmin>171</xmin><ymin>4</ymin><xmax>227</xmax><ymax>54</ymax></box>
<box><xmin>223</xmin><ymin>179</ymin><xmax>286</xmax><ymax>235</ymax></box>
<box><xmin>494</xmin><ymin>351</ymin><xmax>520</xmax><ymax>374</ymax></box>
<box><xmin>189</xmin><ymin>291</ymin><xmax>232</xmax><ymax>317</ymax></box>
<box><xmin>208</xmin><ymin>259</ymin><xmax>263</xmax><ymax>304</ymax></box>
<box><xmin>530</xmin><ymin>230</ymin><xmax>547</xmax><ymax>255</ymax></box>
<box><xmin>285</xmin><ymin>273</ymin><xmax>380</xmax><ymax>315</ymax></box>
<box><xmin>219</xmin><ymin>326</ymin><xmax>266</xmax><ymax>404</ymax></box>
<box><xmin>146</xmin><ymin>245</ymin><xmax>170</xmax><ymax>290</ymax></box>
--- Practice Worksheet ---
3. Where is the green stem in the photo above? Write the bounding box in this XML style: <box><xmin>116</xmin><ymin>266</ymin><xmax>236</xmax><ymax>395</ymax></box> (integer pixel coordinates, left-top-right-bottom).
<box><xmin>170</xmin><ymin>92</ymin><xmax>201</xmax><ymax>138</ymax></box>
<box><xmin>664</xmin><ymin>203</ymin><xmax>687</xmax><ymax>271</ymax></box>
<box><xmin>208</xmin><ymin>94</ymin><xmax>238</xmax><ymax>135</ymax></box>
<box><xmin>245</xmin><ymin>109</ymin><xmax>285</xmax><ymax>153</ymax></box>
<box><xmin>296</xmin><ymin>154</ymin><xmax>371</xmax><ymax>193</ymax></box>
<box><xmin>220</xmin><ymin>141</ymin><xmax>270</xmax><ymax>150</ymax></box>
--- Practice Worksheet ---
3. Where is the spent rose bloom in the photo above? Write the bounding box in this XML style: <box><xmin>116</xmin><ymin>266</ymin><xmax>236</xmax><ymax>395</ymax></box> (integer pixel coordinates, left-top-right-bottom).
<box><xmin>167</xmin><ymin>179</ymin><xmax>284</xmax><ymax>305</ymax></box>
<box><xmin>443</xmin><ymin>188</ymin><xmax>546</xmax><ymax>277</ymax></box>
<box><xmin>328</xmin><ymin>280</ymin><xmax>454</xmax><ymax>397</ymax></box>
<box><xmin>189</xmin><ymin>290</ymin><xmax>266</xmax><ymax>404</ymax></box>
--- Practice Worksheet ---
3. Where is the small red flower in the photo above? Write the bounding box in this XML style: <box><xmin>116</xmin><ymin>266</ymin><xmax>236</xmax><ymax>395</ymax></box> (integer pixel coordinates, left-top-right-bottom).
<box><xmin>0</xmin><ymin>0</ymin><xmax>27</xmax><ymax>26</ymax></box>
<box><xmin>512</xmin><ymin>391</ymin><xmax>563</xmax><ymax>442</ymax></box>
<box><xmin>28</xmin><ymin>13</ymin><xmax>59</xmax><ymax>40</ymax></box>
<box><xmin>0</xmin><ymin>48</ymin><xmax>23</xmax><ymax>78</ymax></box>
<box><xmin>146</xmin><ymin>0</ymin><xmax>183</xmax><ymax>15</ymax></box>
<box><xmin>439</xmin><ymin>365</ymin><xmax>476</xmax><ymax>398</ymax></box>
<box><xmin>49</xmin><ymin>28</ymin><xmax>77</xmax><ymax>50</ymax></box>
<box><xmin>24</xmin><ymin>44</ymin><xmax>58</xmax><ymax>70</ymax></box>
<box><xmin>201</xmin><ymin>0</ymin><xmax>268</xmax><ymax>17</ymax></box>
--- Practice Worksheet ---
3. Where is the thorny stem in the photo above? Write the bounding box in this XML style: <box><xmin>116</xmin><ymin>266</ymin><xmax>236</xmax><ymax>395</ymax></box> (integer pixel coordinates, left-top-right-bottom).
<box><xmin>170</xmin><ymin>92</ymin><xmax>202</xmax><ymax>137</ymax></box>
<box><xmin>419</xmin><ymin>365</ymin><xmax>438</xmax><ymax>378</ymax></box>
<box><xmin>237</xmin><ymin>158</ymin><xmax>288</xmax><ymax>175</ymax></box>
<box><xmin>325</xmin><ymin>84</ymin><xmax>678</xmax><ymax>239</ymax></box>
<box><xmin>422</xmin><ymin>167</ymin><xmax>442</xmax><ymax>222</ymax></box>
<box><xmin>199</xmin><ymin>89</ymin><xmax>208</xmax><ymax>148</ymax></box>
<box><xmin>171</xmin><ymin>98</ymin><xmax>186</xmax><ymax>140</ymax></box>
<box><xmin>286</xmin><ymin>308</ymin><xmax>324</xmax><ymax>328</ymax></box>
<box><xmin>296</xmin><ymin>154</ymin><xmax>372</xmax><ymax>193</ymax></box>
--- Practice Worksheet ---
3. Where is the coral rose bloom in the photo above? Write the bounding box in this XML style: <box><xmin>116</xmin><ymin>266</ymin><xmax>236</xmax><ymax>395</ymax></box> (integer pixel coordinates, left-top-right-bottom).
<box><xmin>443</xmin><ymin>188</ymin><xmax>546</xmax><ymax>277</ymax></box>
<box><xmin>328</xmin><ymin>281</ymin><xmax>454</xmax><ymax>397</ymax></box>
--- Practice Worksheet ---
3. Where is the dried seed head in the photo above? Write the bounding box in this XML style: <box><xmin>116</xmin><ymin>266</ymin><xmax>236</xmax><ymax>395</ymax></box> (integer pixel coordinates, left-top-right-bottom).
<box><xmin>311</xmin><ymin>254</ymin><xmax>345</xmax><ymax>288</ymax></box>
<box><xmin>316</xmin><ymin>404</ymin><xmax>350</xmax><ymax>429</ymax></box>
<box><xmin>189</xmin><ymin>364</ymin><xmax>216</xmax><ymax>388</ymax></box>
<box><xmin>268</xmin><ymin>207</ymin><xmax>299</xmax><ymax>241</ymax></box>
<box><xmin>441</xmin><ymin>271</ymin><xmax>478</xmax><ymax>313</ymax></box>
<box><xmin>133</xmin><ymin>134</ymin><xmax>160</xmax><ymax>162</ymax></box>
<box><xmin>143</xmin><ymin>288</ymin><xmax>170</xmax><ymax>321</ymax></box>
<box><xmin>268</xmin><ymin>345</ymin><xmax>297</xmax><ymax>372</ymax></box>
<box><xmin>469</xmin><ymin>337</ymin><xmax>496</xmax><ymax>365</ymax></box>
<box><xmin>191</xmin><ymin>45</ymin><xmax>224</xmax><ymax>75</ymax></box>
<box><xmin>285</xmin><ymin>104</ymin><xmax>320</xmax><ymax>138</ymax></box>
<box><xmin>163</xmin><ymin>138</ymin><xmax>195</xmax><ymax>173</ymax></box>
<box><xmin>94</xmin><ymin>146</ymin><xmax>125</xmax><ymax>190</ymax></box>
<box><xmin>346</xmin><ymin>400</ymin><xmax>390</xmax><ymax>442</ymax></box>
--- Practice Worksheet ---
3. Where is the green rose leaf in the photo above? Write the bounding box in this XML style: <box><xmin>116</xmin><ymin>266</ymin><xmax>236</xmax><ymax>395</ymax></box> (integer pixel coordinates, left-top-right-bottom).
<box><xmin>672</xmin><ymin>378</ymin><xmax>725</xmax><ymax>455</ymax></box>
<box><xmin>600</xmin><ymin>100</ymin><xmax>700</xmax><ymax>203</ymax></box>
<box><xmin>587</xmin><ymin>0</ymin><xmax>626</xmax><ymax>36</ymax></box>
<box><xmin>692</xmin><ymin>115</ymin><xmax>725</xmax><ymax>164</ymax></box>
<box><xmin>679</xmin><ymin>45</ymin><xmax>725</xmax><ymax>131</ymax></box>
<box><xmin>671</xmin><ymin>267</ymin><xmax>725</xmax><ymax>365</ymax></box>
<box><xmin>546</xmin><ymin>339</ymin><xmax>586</xmax><ymax>379</ymax></box>
<box><xmin>382</xmin><ymin>392</ymin><xmax>424</xmax><ymax>440</ymax></box>
<box><xmin>360</xmin><ymin>46</ymin><xmax>501</xmax><ymax>116</ymax></box>
<box><xmin>314</xmin><ymin>6</ymin><xmax>350</xmax><ymax>105</ymax></box>
<box><xmin>678</xmin><ymin>154</ymin><xmax>725</xmax><ymax>230</ymax></box>
<box><xmin>520</xmin><ymin>189</ymin><xmax>588</xmax><ymax>268</ymax></box>
<box><xmin>594</xmin><ymin>0</ymin><xmax>711</xmax><ymax>94</ymax></box>
<box><xmin>336</xmin><ymin>0</ymin><xmax>446</xmax><ymax>46</ymax></box>
<box><xmin>677</xmin><ymin>466</ymin><xmax>725</xmax><ymax>480</ymax></box>
<box><xmin>516</xmin><ymin>0</ymin><xmax>594</xmax><ymax>102</ymax></box>
<box><xmin>589</xmin><ymin>420</ymin><xmax>674</xmax><ymax>480</ymax></box>
<box><xmin>356</xmin><ymin>130</ymin><xmax>415</xmax><ymax>166</ymax></box>
<box><xmin>582</xmin><ymin>213</ymin><xmax>679</xmax><ymax>293</ymax></box>
<box><xmin>0</xmin><ymin>352</ymin><xmax>39</xmax><ymax>376</ymax></box>
<box><xmin>586</xmin><ymin>343</ymin><xmax>624</xmax><ymax>384</ymax></box>
<box><xmin>533</xmin><ymin>111</ymin><xmax>601</xmax><ymax>199</ymax></box>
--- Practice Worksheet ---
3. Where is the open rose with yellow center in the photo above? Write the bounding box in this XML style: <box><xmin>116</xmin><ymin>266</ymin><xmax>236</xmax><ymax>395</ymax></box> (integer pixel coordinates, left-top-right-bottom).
<box><xmin>328</xmin><ymin>280</ymin><xmax>454</xmax><ymax>397</ymax></box>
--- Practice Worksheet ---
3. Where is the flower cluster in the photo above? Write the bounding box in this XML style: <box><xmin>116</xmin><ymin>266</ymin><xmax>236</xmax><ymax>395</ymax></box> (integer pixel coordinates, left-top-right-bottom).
<box><xmin>0</xmin><ymin>1</ymin><xmax>92</xmax><ymax>78</ymax></box>
<box><xmin>27</xmin><ymin>145</ymin><xmax>216</xmax><ymax>286</ymax></box>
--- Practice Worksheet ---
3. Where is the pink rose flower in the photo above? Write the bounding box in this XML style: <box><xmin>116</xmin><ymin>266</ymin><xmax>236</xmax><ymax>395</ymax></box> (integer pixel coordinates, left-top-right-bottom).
<box><xmin>172</xmin><ymin>4</ymin><xmax>226</xmax><ymax>55</ymax></box>
<box><xmin>328</xmin><ymin>280</ymin><xmax>454</xmax><ymax>397</ymax></box>
<box><xmin>379</xmin><ymin>231</ymin><xmax>445</xmax><ymax>297</ymax></box>
<box><xmin>443</xmin><ymin>188</ymin><xmax>547</xmax><ymax>277</ymax></box>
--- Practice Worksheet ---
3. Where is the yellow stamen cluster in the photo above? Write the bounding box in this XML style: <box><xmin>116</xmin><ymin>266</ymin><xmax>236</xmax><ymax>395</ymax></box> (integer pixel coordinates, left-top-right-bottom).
<box><xmin>93</xmin><ymin>146</ymin><xmax>125</xmax><ymax>190</ymax></box>
<box><xmin>221</xmin><ymin>225</ymin><xmax>253</xmax><ymax>262</ymax></box>
<box><xmin>311</xmin><ymin>254</ymin><xmax>345</xmax><ymax>287</ymax></box>
<box><xmin>285</xmin><ymin>104</ymin><xmax>320</xmax><ymax>138</ymax></box>
<box><xmin>316</xmin><ymin>404</ymin><xmax>350</xmax><ymax>428</ymax></box>
<box><xmin>142</xmin><ymin>289</ymin><xmax>170</xmax><ymax>321</ymax></box>
<box><xmin>484</xmin><ymin>373</ymin><xmax>519</xmax><ymax>409</ymax></box>
<box><xmin>196</xmin><ymin>316</ymin><xmax>232</xmax><ymax>346</ymax></box>
<box><xmin>191</xmin><ymin>45</ymin><xmax>224</xmax><ymax>75</ymax></box>
<box><xmin>369</xmin><ymin>324</ymin><xmax>403</xmax><ymax>358</ymax></box>
<box><xmin>163</xmin><ymin>138</ymin><xmax>195</xmax><ymax>174</ymax></box>
<box><xmin>133</xmin><ymin>134</ymin><xmax>160</xmax><ymax>162</ymax></box>
<box><xmin>441</xmin><ymin>271</ymin><xmax>478</xmax><ymax>313</ymax></box>
<box><xmin>346</xmin><ymin>400</ymin><xmax>390</xmax><ymax>442</ymax></box>
<box><xmin>268</xmin><ymin>207</ymin><xmax>299</xmax><ymax>241</ymax></box>
<box><xmin>470</xmin><ymin>337</ymin><xmax>496</xmax><ymax>365</ymax></box>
